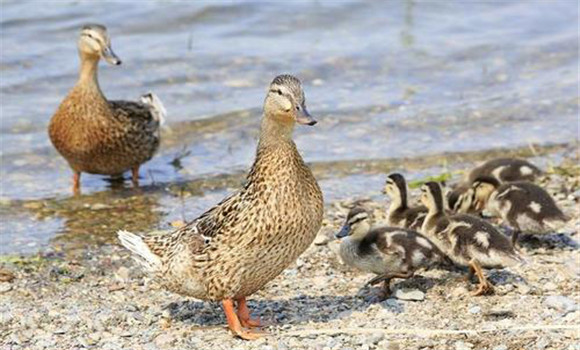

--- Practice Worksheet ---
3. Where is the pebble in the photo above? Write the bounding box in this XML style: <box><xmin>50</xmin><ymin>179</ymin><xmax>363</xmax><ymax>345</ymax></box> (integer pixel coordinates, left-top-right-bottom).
<box><xmin>543</xmin><ymin>282</ymin><xmax>558</xmax><ymax>291</ymax></box>
<box><xmin>455</xmin><ymin>341</ymin><xmax>474</xmax><ymax>350</ymax></box>
<box><xmin>154</xmin><ymin>333</ymin><xmax>175</xmax><ymax>348</ymax></box>
<box><xmin>544</xmin><ymin>295</ymin><xmax>577</xmax><ymax>314</ymax></box>
<box><xmin>468</xmin><ymin>306</ymin><xmax>481</xmax><ymax>314</ymax></box>
<box><xmin>493</xmin><ymin>345</ymin><xmax>508</xmax><ymax>350</ymax></box>
<box><xmin>0</xmin><ymin>282</ymin><xmax>13</xmax><ymax>293</ymax></box>
<box><xmin>394</xmin><ymin>288</ymin><xmax>425</xmax><ymax>301</ymax></box>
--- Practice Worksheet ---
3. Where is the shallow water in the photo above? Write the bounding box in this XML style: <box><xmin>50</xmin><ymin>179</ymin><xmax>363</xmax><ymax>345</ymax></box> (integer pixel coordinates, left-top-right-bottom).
<box><xmin>0</xmin><ymin>1</ymin><xmax>578</xmax><ymax>254</ymax></box>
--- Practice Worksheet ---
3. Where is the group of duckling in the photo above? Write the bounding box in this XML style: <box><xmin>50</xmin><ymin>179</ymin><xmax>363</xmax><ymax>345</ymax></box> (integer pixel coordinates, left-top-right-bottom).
<box><xmin>335</xmin><ymin>157</ymin><xmax>569</xmax><ymax>299</ymax></box>
<box><xmin>46</xmin><ymin>24</ymin><xmax>569</xmax><ymax>340</ymax></box>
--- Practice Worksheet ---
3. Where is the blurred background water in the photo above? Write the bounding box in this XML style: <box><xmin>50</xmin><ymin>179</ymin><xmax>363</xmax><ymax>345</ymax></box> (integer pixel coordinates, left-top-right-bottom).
<box><xmin>0</xmin><ymin>0</ymin><xmax>578</xmax><ymax>254</ymax></box>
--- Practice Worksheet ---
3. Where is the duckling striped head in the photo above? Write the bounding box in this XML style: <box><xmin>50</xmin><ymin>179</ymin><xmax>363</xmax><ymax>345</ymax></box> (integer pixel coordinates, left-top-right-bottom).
<box><xmin>385</xmin><ymin>173</ymin><xmax>408</xmax><ymax>206</ymax></box>
<box><xmin>421</xmin><ymin>182</ymin><xmax>445</xmax><ymax>213</ymax></box>
<box><xmin>335</xmin><ymin>207</ymin><xmax>370</xmax><ymax>239</ymax></box>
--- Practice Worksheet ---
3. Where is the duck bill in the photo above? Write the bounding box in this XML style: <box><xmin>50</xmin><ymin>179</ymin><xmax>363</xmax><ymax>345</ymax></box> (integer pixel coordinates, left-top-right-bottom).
<box><xmin>335</xmin><ymin>224</ymin><xmax>351</xmax><ymax>239</ymax></box>
<box><xmin>296</xmin><ymin>106</ymin><xmax>317</xmax><ymax>126</ymax></box>
<box><xmin>102</xmin><ymin>46</ymin><xmax>122</xmax><ymax>65</ymax></box>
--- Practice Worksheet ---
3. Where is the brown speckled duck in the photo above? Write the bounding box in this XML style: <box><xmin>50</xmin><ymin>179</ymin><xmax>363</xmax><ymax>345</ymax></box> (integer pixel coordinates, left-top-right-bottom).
<box><xmin>49</xmin><ymin>24</ymin><xmax>165</xmax><ymax>194</ymax></box>
<box><xmin>118</xmin><ymin>75</ymin><xmax>323</xmax><ymax>340</ymax></box>
<box><xmin>335</xmin><ymin>207</ymin><xmax>447</xmax><ymax>299</ymax></box>
<box><xmin>471</xmin><ymin>176</ymin><xmax>569</xmax><ymax>245</ymax></box>
<box><xmin>420</xmin><ymin>182</ymin><xmax>524</xmax><ymax>296</ymax></box>
<box><xmin>383</xmin><ymin>173</ymin><xmax>428</xmax><ymax>230</ymax></box>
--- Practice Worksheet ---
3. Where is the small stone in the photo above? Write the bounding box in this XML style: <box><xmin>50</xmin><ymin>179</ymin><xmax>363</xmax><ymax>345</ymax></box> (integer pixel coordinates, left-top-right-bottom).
<box><xmin>544</xmin><ymin>295</ymin><xmax>577</xmax><ymax>314</ymax></box>
<box><xmin>0</xmin><ymin>282</ymin><xmax>12</xmax><ymax>294</ymax></box>
<box><xmin>493</xmin><ymin>345</ymin><xmax>508</xmax><ymax>350</ymax></box>
<box><xmin>543</xmin><ymin>282</ymin><xmax>558</xmax><ymax>291</ymax></box>
<box><xmin>393</xmin><ymin>288</ymin><xmax>424</xmax><ymax>301</ymax></box>
<box><xmin>115</xmin><ymin>267</ymin><xmax>130</xmax><ymax>283</ymax></box>
<box><xmin>314</xmin><ymin>228</ymin><xmax>333</xmax><ymax>245</ymax></box>
<box><xmin>469</xmin><ymin>306</ymin><xmax>481</xmax><ymax>314</ymax></box>
<box><xmin>365</xmin><ymin>332</ymin><xmax>384</xmax><ymax>344</ymax></box>
<box><xmin>154</xmin><ymin>333</ymin><xmax>175</xmax><ymax>347</ymax></box>
<box><xmin>517</xmin><ymin>283</ymin><xmax>531</xmax><ymax>295</ymax></box>
<box><xmin>455</xmin><ymin>341</ymin><xmax>474</xmax><ymax>350</ymax></box>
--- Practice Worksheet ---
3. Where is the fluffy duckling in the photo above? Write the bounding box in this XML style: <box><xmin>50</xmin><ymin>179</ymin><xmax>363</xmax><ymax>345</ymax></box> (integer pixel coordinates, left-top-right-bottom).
<box><xmin>467</xmin><ymin>158</ymin><xmax>542</xmax><ymax>183</ymax></box>
<box><xmin>335</xmin><ymin>207</ymin><xmax>447</xmax><ymax>298</ymax></box>
<box><xmin>420</xmin><ymin>182</ymin><xmax>524</xmax><ymax>296</ymax></box>
<box><xmin>49</xmin><ymin>24</ymin><xmax>166</xmax><ymax>194</ymax></box>
<box><xmin>447</xmin><ymin>183</ymin><xmax>476</xmax><ymax>214</ymax></box>
<box><xmin>383</xmin><ymin>173</ymin><xmax>428</xmax><ymax>230</ymax></box>
<box><xmin>471</xmin><ymin>176</ymin><xmax>569</xmax><ymax>245</ymax></box>
<box><xmin>118</xmin><ymin>75</ymin><xmax>323</xmax><ymax>340</ymax></box>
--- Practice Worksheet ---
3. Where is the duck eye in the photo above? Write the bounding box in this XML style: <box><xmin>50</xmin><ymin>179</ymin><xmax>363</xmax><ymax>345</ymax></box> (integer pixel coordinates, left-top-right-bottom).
<box><xmin>296</xmin><ymin>105</ymin><xmax>300</xmax><ymax>111</ymax></box>
<box><xmin>276</xmin><ymin>90</ymin><xmax>282</xmax><ymax>95</ymax></box>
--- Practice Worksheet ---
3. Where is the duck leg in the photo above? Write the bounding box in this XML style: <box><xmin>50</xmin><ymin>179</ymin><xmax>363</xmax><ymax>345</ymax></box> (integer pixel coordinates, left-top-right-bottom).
<box><xmin>235</xmin><ymin>297</ymin><xmax>262</xmax><ymax>328</ymax></box>
<box><xmin>131</xmin><ymin>166</ymin><xmax>140</xmax><ymax>187</ymax></box>
<box><xmin>511</xmin><ymin>230</ymin><xmax>520</xmax><ymax>247</ymax></box>
<box><xmin>468</xmin><ymin>260</ymin><xmax>494</xmax><ymax>296</ymax></box>
<box><xmin>222</xmin><ymin>299</ymin><xmax>261</xmax><ymax>340</ymax></box>
<box><xmin>72</xmin><ymin>171</ymin><xmax>81</xmax><ymax>195</ymax></box>
<box><xmin>368</xmin><ymin>271</ymin><xmax>415</xmax><ymax>300</ymax></box>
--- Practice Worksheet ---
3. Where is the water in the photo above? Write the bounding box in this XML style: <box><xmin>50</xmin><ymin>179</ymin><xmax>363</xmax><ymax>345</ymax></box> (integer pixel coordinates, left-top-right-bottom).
<box><xmin>0</xmin><ymin>1</ymin><xmax>578</xmax><ymax>254</ymax></box>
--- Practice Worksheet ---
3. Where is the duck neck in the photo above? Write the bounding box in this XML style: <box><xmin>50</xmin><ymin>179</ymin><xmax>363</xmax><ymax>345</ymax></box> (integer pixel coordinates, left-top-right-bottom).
<box><xmin>339</xmin><ymin>237</ymin><xmax>362</xmax><ymax>265</ymax></box>
<box><xmin>76</xmin><ymin>52</ymin><xmax>104</xmax><ymax>97</ymax></box>
<box><xmin>389</xmin><ymin>188</ymin><xmax>407</xmax><ymax>213</ymax></box>
<box><xmin>258</xmin><ymin>114</ymin><xmax>295</xmax><ymax>148</ymax></box>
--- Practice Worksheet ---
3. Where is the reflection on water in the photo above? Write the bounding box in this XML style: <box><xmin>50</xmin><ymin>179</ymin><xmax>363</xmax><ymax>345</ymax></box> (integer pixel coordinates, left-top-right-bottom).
<box><xmin>0</xmin><ymin>1</ymin><xmax>578</xmax><ymax>254</ymax></box>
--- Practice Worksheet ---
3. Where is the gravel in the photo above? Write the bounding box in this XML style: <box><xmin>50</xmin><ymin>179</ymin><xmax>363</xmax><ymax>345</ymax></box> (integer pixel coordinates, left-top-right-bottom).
<box><xmin>1</xmin><ymin>156</ymin><xmax>579</xmax><ymax>350</ymax></box>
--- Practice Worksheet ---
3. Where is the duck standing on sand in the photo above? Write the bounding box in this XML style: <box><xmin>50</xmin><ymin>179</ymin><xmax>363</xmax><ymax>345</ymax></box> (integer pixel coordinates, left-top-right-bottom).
<box><xmin>118</xmin><ymin>75</ymin><xmax>323</xmax><ymax>340</ymax></box>
<box><xmin>471</xmin><ymin>176</ymin><xmax>569</xmax><ymax>245</ymax></box>
<box><xmin>49</xmin><ymin>24</ymin><xmax>166</xmax><ymax>194</ymax></box>
<box><xmin>335</xmin><ymin>207</ymin><xmax>448</xmax><ymax>299</ymax></box>
<box><xmin>420</xmin><ymin>182</ymin><xmax>524</xmax><ymax>296</ymax></box>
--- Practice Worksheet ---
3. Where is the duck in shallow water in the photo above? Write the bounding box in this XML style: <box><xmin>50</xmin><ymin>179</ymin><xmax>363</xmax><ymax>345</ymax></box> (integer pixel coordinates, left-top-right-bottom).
<box><xmin>118</xmin><ymin>75</ymin><xmax>323</xmax><ymax>340</ymax></box>
<box><xmin>49</xmin><ymin>24</ymin><xmax>166</xmax><ymax>194</ymax></box>
<box><xmin>335</xmin><ymin>207</ymin><xmax>447</xmax><ymax>299</ymax></box>
<box><xmin>420</xmin><ymin>182</ymin><xmax>524</xmax><ymax>296</ymax></box>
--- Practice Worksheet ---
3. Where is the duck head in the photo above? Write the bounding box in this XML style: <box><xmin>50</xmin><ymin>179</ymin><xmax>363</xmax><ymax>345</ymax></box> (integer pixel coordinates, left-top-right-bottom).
<box><xmin>78</xmin><ymin>24</ymin><xmax>121</xmax><ymax>65</ymax></box>
<box><xmin>420</xmin><ymin>182</ymin><xmax>445</xmax><ymax>214</ymax></box>
<box><xmin>264</xmin><ymin>74</ymin><xmax>316</xmax><ymax>127</ymax></box>
<box><xmin>472</xmin><ymin>176</ymin><xmax>500</xmax><ymax>212</ymax></box>
<box><xmin>335</xmin><ymin>207</ymin><xmax>371</xmax><ymax>240</ymax></box>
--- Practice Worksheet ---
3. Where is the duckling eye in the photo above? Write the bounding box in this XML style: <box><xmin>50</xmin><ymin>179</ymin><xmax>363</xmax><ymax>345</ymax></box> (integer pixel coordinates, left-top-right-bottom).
<box><xmin>296</xmin><ymin>105</ymin><xmax>300</xmax><ymax>111</ymax></box>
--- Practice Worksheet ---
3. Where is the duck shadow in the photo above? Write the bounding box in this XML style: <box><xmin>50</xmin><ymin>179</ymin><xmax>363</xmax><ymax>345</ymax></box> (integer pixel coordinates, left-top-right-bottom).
<box><xmin>355</xmin><ymin>274</ymin><xmax>443</xmax><ymax>302</ymax></box>
<box><xmin>166</xmin><ymin>292</ymin><xmax>409</xmax><ymax>328</ymax></box>
<box><xmin>518</xmin><ymin>233</ymin><xmax>578</xmax><ymax>251</ymax></box>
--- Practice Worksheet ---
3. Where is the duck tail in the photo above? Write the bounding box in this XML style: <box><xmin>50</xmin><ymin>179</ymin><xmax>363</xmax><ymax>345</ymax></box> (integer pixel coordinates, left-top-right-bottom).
<box><xmin>140</xmin><ymin>92</ymin><xmax>167</xmax><ymax>126</ymax></box>
<box><xmin>118</xmin><ymin>230</ymin><xmax>162</xmax><ymax>272</ymax></box>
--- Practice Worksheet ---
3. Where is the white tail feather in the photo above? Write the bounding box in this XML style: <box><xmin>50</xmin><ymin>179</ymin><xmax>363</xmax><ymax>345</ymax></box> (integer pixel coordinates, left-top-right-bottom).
<box><xmin>140</xmin><ymin>92</ymin><xmax>167</xmax><ymax>125</ymax></box>
<box><xmin>118</xmin><ymin>230</ymin><xmax>161</xmax><ymax>272</ymax></box>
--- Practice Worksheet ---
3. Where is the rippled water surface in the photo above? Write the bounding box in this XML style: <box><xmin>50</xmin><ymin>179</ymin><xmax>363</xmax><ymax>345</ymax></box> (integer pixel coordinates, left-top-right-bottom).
<box><xmin>1</xmin><ymin>1</ymin><xmax>578</xmax><ymax>253</ymax></box>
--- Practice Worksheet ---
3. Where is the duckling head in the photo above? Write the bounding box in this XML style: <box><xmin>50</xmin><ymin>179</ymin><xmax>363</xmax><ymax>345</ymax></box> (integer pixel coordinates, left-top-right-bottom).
<box><xmin>420</xmin><ymin>182</ymin><xmax>445</xmax><ymax>213</ymax></box>
<box><xmin>335</xmin><ymin>207</ymin><xmax>370</xmax><ymax>240</ymax></box>
<box><xmin>472</xmin><ymin>176</ymin><xmax>500</xmax><ymax>211</ymax></box>
<box><xmin>383</xmin><ymin>173</ymin><xmax>407</xmax><ymax>207</ymax></box>
<box><xmin>264</xmin><ymin>75</ymin><xmax>316</xmax><ymax>127</ymax></box>
<box><xmin>78</xmin><ymin>24</ymin><xmax>121</xmax><ymax>65</ymax></box>
<box><xmin>448</xmin><ymin>185</ymin><xmax>475</xmax><ymax>213</ymax></box>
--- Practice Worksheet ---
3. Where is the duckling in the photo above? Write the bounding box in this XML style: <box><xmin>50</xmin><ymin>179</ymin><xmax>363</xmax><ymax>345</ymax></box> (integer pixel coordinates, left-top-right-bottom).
<box><xmin>49</xmin><ymin>24</ymin><xmax>166</xmax><ymax>194</ymax></box>
<box><xmin>447</xmin><ymin>183</ymin><xmax>476</xmax><ymax>214</ymax></box>
<box><xmin>471</xmin><ymin>176</ymin><xmax>569</xmax><ymax>245</ymax></box>
<box><xmin>383</xmin><ymin>173</ymin><xmax>428</xmax><ymax>230</ymax></box>
<box><xmin>118</xmin><ymin>75</ymin><xmax>323</xmax><ymax>340</ymax></box>
<box><xmin>335</xmin><ymin>207</ymin><xmax>447</xmax><ymax>299</ymax></box>
<box><xmin>467</xmin><ymin>158</ymin><xmax>542</xmax><ymax>183</ymax></box>
<box><xmin>420</xmin><ymin>182</ymin><xmax>524</xmax><ymax>296</ymax></box>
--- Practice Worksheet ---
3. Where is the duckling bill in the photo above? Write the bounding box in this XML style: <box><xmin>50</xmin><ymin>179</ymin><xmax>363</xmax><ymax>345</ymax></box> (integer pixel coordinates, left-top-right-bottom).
<box><xmin>335</xmin><ymin>207</ymin><xmax>447</xmax><ymax>299</ymax></box>
<box><xmin>118</xmin><ymin>74</ymin><xmax>323</xmax><ymax>340</ymax></box>
<box><xmin>49</xmin><ymin>24</ymin><xmax>166</xmax><ymax>194</ymax></box>
<box><xmin>420</xmin><ymin>182</ymin><xmax>524</xmax><ymax>296</ymax></box>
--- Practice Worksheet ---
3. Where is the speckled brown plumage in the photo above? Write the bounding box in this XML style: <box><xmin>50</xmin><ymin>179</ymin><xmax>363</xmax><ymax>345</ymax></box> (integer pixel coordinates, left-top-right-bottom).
<box><xmin>48</xmin><ymin>24</ymin><xmax>162</xmax><ymax>192</ymax></box>
<box><xmin>118</xmin><ymin>74</ymin><xmax>323</xmax><ymax>339</ymax></box>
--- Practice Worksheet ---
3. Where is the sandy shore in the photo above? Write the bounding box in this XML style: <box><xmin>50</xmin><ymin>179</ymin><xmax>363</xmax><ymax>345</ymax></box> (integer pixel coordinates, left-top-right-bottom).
<box><xmin>1</xmin><ymin>154</ymin><xmax>579</xmax><ymax>350</ymax></box>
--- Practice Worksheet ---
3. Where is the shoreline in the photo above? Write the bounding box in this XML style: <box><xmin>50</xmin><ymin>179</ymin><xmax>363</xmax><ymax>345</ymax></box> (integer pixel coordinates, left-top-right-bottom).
<box><xmin>1</xmin><ymin>148</ymin><xmax>579</xmax><ymax>350</ymax></box>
